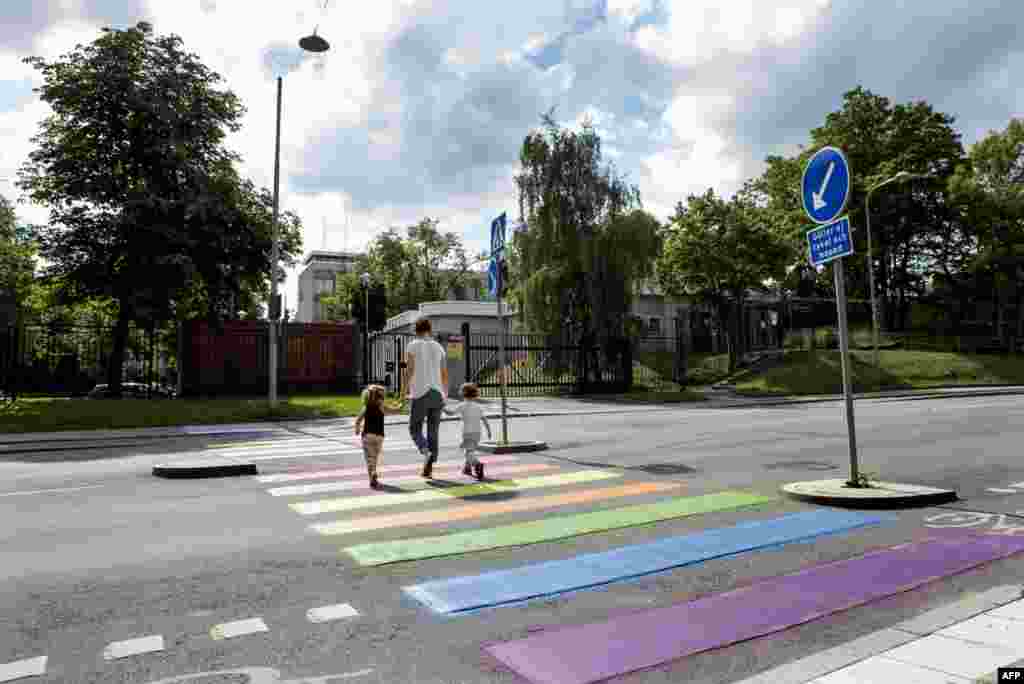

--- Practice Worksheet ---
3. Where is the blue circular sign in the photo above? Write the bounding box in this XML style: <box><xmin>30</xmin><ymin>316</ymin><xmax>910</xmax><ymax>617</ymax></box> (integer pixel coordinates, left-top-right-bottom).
<box><xmin>801</xmin><ymin>146</ymin><xmax>851</xmax><ymax>224</ymax></box>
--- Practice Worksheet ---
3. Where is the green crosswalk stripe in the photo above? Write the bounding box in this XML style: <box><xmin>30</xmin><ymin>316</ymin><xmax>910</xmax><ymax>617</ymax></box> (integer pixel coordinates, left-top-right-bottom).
<box><xmin>343</xmin><ymin>490</ymin><xmax>776</xmax><ymax>566</ymax></box>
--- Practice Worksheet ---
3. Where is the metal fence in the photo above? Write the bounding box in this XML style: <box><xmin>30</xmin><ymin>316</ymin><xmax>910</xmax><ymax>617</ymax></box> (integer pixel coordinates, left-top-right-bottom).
<box><xmin>464</xmin><ymin>328</ymin><xmax>630</xmax><ymax>397</ymax></box>
<box><xmin>365</xmin><ymin>330</ymin><xmax>417</xmax><ymax>396</ymax></box>
<box><xmin>0</xmin><ymin>320</ymin><xmax>175</xmax><ymax>397</ymax></box>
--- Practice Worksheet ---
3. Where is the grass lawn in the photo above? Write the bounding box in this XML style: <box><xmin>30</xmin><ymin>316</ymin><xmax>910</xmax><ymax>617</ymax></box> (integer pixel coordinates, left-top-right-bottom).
<box><xmin>0</xmin><ymin>394</ymin><xmax>372</xmax><ymax>433</ymax></box>
<box><xmin>732</xmin><ymin>350</ymin><xmax>1024</xmax><ymax>396</ymax></box>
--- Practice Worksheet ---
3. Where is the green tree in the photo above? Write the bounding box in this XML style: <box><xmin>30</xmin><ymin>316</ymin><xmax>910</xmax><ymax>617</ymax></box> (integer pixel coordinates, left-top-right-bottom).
<box><xmin>513</xmin><ymin>112</ymin><xmax>659</xmax><ymax>361</ymax></box>
<box><xmin>744</xmin><ymin>87</ymin><xmax>965</xmax><ymax>330</ymax></box>
<box><xmin>656</xmin><ymin>190</ymin><xmax>791</xmax><ymax>373</ymax></box>
<box><xmin>362</xmin><ymin>219</ymin><xmax>477</xmax><ymax>318</ymax></box>
<box><xmin>948</xmin><ymin>118</ymin><xmax>1024</xmax><ymax>348</ymax></box>
<box><xmin>17</xmin><ymin>22</ymin><xmax>301</xmax><ymax>395</ymax></box>
<box><xmin>809</xmin><ymin>87</ymin><xmax>964</xmax><ymax>328</ymax></box>
<box><xmin>0</xmin><ymin>195</ymin><xmax>37</xmax><ymax>326</ymax></box>
<box><xmin>320</xmin><ymin>271</ymin><xmax>363</xmax><ymax>321</ymax></box>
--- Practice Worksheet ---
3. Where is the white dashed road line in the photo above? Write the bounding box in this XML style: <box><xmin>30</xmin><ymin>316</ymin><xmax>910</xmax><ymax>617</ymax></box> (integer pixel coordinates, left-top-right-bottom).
<box><xmin>0</xmin><ymin>484</ymin><xmax>105</xmax><ymax>498</ymax></box>
<box><xmin>102</xmin><ymin>635</ymin><xmax>165</xmax><ymax>660</ymax></box>
<box><xmin>209</xmin><ymin>617</ymin><xmax>269</xmax><ymax>641</ymax></box>
<box><xmin>0</xmin><ymin>656</ymin><xmax>46</xmax><ymax>682</ymax></box>
<box><xmin>306</xmin><ymin>603</ymin><xmax>360</xmax><ymax>623</ymax></box>
<box><xmin>986</xmin><ymin>488</ymin><xmax>1019</xmax><ymax>494</ymax></box>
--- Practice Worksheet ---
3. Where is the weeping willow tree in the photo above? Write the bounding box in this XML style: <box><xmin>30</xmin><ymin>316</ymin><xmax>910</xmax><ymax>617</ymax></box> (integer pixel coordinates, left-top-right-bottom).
<box><xmin>511</xmin><ymin>111</ymin><xmax>661</xmax><ymax>368</ymax></box>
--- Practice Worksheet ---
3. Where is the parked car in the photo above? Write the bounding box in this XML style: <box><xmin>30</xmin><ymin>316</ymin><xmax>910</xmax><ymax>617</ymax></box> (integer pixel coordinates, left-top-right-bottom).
<box><xmin>87</xmin><ymin>382</ymin><xmax>176</xmax><ymax>399</ymax></box>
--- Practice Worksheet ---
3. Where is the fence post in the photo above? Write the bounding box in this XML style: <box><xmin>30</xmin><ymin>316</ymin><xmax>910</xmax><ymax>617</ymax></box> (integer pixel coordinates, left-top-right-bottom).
<box><xmin>622</xmin><ymin>337</ymin><xmax>633</xmax><ymax>393</ymax></box>
<box><xmin>674</xmin><ymin>315</ymin><xmax>689</xmax><ymax>386</ymax></box>
<box><xmin>461</xmin><ymin>322</ymin><xmax>471</xmax><ymax>385</ymax></box>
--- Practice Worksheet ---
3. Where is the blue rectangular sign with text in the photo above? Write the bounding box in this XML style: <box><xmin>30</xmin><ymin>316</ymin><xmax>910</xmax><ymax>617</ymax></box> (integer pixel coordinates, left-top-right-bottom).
<box><xmin>807</xmin><ymin>216</ymin><xmax>853</xmax><ymax>267</ymax></box>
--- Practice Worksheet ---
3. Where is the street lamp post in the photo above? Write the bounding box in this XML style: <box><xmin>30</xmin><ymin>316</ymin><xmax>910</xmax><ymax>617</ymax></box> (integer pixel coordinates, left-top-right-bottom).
<box><xmin>360</xmin><ymin>273</ymin><xmax>371</xmax><ymax>383</ymax></box>
<box><xmin>865</xmin><ymin>171</ymin><xmax>928</xmax><ymax>368</ymax></box>
<box><xmin>268</xmin><ymin>29</ymin><xmax>329</xmax><ymax>407</ymax></box>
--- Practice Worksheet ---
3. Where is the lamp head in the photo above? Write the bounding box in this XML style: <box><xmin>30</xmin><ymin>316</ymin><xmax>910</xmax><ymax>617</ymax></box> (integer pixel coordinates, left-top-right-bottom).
<box><xmin>299</xmin><ymin>28</ymin><xmax>330</xmax><ymax>53</ymax></box>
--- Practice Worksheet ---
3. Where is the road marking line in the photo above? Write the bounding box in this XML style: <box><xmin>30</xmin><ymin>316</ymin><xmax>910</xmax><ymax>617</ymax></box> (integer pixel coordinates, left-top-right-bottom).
<box><xmin>209</xmin><ymin>617</ymin><xmax>269</xmax><ymax>640</ymax></box>
<box><xmin>346</xmin><ymin>491</ymin><xmax>775</xmax><ymax>566</ymax></box>
<box><xmin>244</xmin><ymin>450</ymin><xmax>364</xmax><ymax>462</ymax></box>
<box><xmin>1010</xmin><ymin>482</ymin><xmax>1024</xmax><ymax>489</ymax></box>
<box><xmin>258</xmin><ymin>455</ymin><xmax>519</xmax><ymax>483</ymax></box>
<box><xmin>0</xmin><ymin>484</ymin><xmax>104</xmax><ymax>498</ymax></box>
<box><xmin>269</xmin><ymin>463</ymin><xmax>553</xmax><ymax>496</ymax></box>
<box><xmin>0</xmin><ymin>656</ymin><xmax>46</xmax><ymax>682</ymax></box>
<box><xmin>986</xmin><ymin>488</ymin><xmax>1019</xmax><ymax>494</ymax></box>
<box><xmin>142</xmin><ymin>666</ymin><xmax>374</xmax><ymax>684</ymax></box>
<box><xmin>243</xmin><ymin>446</ymin><xmax>424</xmax><ymax>463</ymax></box>
<box><xmin>312</xmin><ymin>481</ymin><xmax>681</xmax><ymax>536</ymax></box>
<box><xmin>102</xmin><ymin>635</ymin><xmax>164</xmax><ymax>660</ymax></box>
<box><xmin>291</xmin><ymin>470</ymin><xmax>622</xmax><ymax>516</ymax></box>
<box><xmin>306</xmin><ymin>603</ymin><xmax>360</xmax><ymax>623</ymax></box>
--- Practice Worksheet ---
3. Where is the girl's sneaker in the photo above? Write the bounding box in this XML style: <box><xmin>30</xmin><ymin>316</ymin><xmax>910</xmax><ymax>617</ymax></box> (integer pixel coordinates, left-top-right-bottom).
<box><xmin>370</xmin><ymin>475</ymin><xmax>379</xmax><ymax>489</ymax></box>
<box><xmin>473</xmin><ymin>462</ymin><xmax>484</xmax><ymax>481</ymax></box>
<box><xmin>462</xmin><ymin>463</ymin><xmax>472</xmax><ymax>477</ymax></box>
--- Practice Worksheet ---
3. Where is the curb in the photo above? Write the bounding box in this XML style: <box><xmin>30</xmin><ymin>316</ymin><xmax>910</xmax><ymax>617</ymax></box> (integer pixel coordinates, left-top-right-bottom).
<box><xmin>2</xmin><ymin>386</ymin><xmax>1023</xmax><ymax>452</ymax></box>
<box><xmin>781</xmin><ymin>479</ymin><xmax>958</xmax><ymax>509</ymax></box>
<box><xmin>152</xmin><ymin>459</ymin><xmax>259</xmax><ymax>479</ymax></box>
<box><xmin>477</xmin><ymin>440</ymin><xmax>549</xmax><ymax>454</ymax></box>
<box><xmin>727</xmin><ymin>386</ymin><xmax>1024</xmax><ymax>407</ymax></box>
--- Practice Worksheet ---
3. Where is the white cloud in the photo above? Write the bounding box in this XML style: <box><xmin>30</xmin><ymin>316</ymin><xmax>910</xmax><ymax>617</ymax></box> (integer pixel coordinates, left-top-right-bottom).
<box><xmin>1</xmin><ymin>0</ymin><xmax>1023</xmax><ymax>313</ymax></box>
<box><xmin>639</xmin><ymin>94</ymin><xmax>743</xmax><ymax>216</ymax></box>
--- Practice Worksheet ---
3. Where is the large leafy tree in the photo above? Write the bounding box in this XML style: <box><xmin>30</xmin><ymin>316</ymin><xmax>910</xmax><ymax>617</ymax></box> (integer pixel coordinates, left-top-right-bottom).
<box><xmin>513</xmin><ymin>112</ymin><xmax>659</xmax><ymax>359</ymax></box>
<box><xmin>744</xmin><ymin>87</ymin><xmax>964</xmax><ymax>329</ymax></box>
<box><xmin>319</xmin><ymin>271</ymin><xmax>364</xmax><ymax>321</ymax></box>
<box><xmin>0</xmin><ymin>195</ymin><xmax>36</xmax><ymax>326</ymax></box>
<box><xmin>948</xmin><ymin>119</ymin><xmax>1024</xmax><ymax>347</ymax></box>
<box><xmin>17</xmin><ymin>22</ymin><xmax>301</xmax><ymax>395</ymax></box>
<box><xmin>657</xmin><ymin>190</ymin><xmax>791</xmax><ymax>373</ymax></box>
<box><xmin>353</xmin><ymin>218</ymin><xmax>478</xmax><ymax>319</ymax></box>
<box><xmin>810</xmin><ymin>87</ymin><xmax>963</xmax><ymax>328</ymax></box>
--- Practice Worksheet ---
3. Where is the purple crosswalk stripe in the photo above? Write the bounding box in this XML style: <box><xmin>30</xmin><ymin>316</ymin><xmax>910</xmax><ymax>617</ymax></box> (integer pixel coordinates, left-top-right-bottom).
<box><xmin>484</xmin><ymin>531</ymin><xmax>1024</xmax><ymax>684</ymax></box>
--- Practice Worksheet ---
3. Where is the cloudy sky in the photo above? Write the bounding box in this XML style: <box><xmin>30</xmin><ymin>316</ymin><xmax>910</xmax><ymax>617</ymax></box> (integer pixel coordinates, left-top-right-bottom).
<box><xmin>1</xmin><ymin>0</ymin><xmax>1022</xmax><ymax>312</ymax></box>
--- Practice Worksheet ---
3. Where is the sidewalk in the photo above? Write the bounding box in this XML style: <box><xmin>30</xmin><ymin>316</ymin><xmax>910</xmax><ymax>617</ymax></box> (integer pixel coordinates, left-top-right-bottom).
<box><xmin>737</xmin><ymin>583</ymin><xmax>1024</xmax><ymax>683</ymax></box>
<box><xmin>1</xmin><ymin>384</ymin><xmax>1023</xmax><ymax>453</ymax></box>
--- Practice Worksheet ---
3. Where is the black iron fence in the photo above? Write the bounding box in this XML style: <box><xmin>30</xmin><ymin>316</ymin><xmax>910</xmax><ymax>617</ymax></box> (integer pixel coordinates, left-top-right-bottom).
<box><xmin>365</xmin><ymin>329</ymin><xmax>417</xmax><ymax>396</ymax></box>
<box><xmin>0</xmin><ymin>320</ymin><xmax>175</xmax><ymax>397</ymax></box>
<box><xmin>463</xmin><ymin>325</ymin><xmax>631</xmax><ymax>397</ymax></box>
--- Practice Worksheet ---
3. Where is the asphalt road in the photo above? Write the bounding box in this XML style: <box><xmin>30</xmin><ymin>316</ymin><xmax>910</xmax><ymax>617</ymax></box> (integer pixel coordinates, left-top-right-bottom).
<box><xmin>2</xmin><ymin>394</ymin><xmax>1024</xmax><ymax>683</ymax></box>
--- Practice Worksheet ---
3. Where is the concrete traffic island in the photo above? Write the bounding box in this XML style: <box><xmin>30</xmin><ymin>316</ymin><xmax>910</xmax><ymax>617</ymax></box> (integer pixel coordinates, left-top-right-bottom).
<box><xmin>477</xmin><ymin>440</ymin><xmax>549</xmax><ymax>454</ymax></box>
<box><xmin>152</xmin><ymin>456</ymin><xmax>258</xmax><ymax>479</ymax></box>
<box><xmin>782</xmin><ymin>478</ymin><xmax>957</xmax><ymax>509</ymax></box>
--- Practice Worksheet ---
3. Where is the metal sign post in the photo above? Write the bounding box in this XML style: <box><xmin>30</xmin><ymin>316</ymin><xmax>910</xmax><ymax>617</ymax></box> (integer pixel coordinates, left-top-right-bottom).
<box><xmin>802</xmin><ymin>146</ymin><xmax>862</xmax><ymax>487</ymax></box>
<box><xmin>491</xmin><ymin>213</ymin><xmax>509</xmax><ymax>445</ymax></box>
<box><xmin>832</xmin><ymin>257</ymin><xmax>859</xmax><ymax>484</ymax></box>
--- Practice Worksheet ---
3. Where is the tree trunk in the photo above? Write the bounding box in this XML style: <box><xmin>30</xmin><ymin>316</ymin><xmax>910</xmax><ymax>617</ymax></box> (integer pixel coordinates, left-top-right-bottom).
<box><xmin>725</xmin><ymin>299</ymin><xmax>740</xmax><ymax>374</ymax></box>
<box><xmin>106</xmin><ymin>309</ymin><xmax>130</xmax><ymax>397</ymax></box>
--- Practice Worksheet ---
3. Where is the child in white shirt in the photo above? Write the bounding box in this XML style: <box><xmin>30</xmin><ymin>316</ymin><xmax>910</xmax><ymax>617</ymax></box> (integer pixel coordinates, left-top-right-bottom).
<box><xmin>443</xmin><ymin>382</ymin><xmax>492</xmax><ymax>480</ymax></box>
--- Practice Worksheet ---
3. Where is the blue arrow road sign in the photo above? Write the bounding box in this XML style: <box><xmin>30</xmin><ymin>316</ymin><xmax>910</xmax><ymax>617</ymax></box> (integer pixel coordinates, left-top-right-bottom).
<box><xmin>807</xmin><ymin>216</ymin><xmax>853</xmax><ymax>267</ymax></box>
<box><xmin>488</xmin><ymin>258</ymin><xmax>500</xmax><ymax>297</ymax></box>
<box><xmin>802</xmin><ymin>146</ymin><xmax>851</xmax><ymax>224</ymax></box>
<box><xmin>491</xmin><ymin>212</ymin><xmax>506</xmax><ymax>255</ymax></box>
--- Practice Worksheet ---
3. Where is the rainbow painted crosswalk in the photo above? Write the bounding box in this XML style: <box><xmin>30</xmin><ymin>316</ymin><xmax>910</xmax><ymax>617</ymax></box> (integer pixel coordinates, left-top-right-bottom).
<box><xmin>249</xmin><ymin>438</ymin><xmax>1024</xmax><ymax>684</ymax></box>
